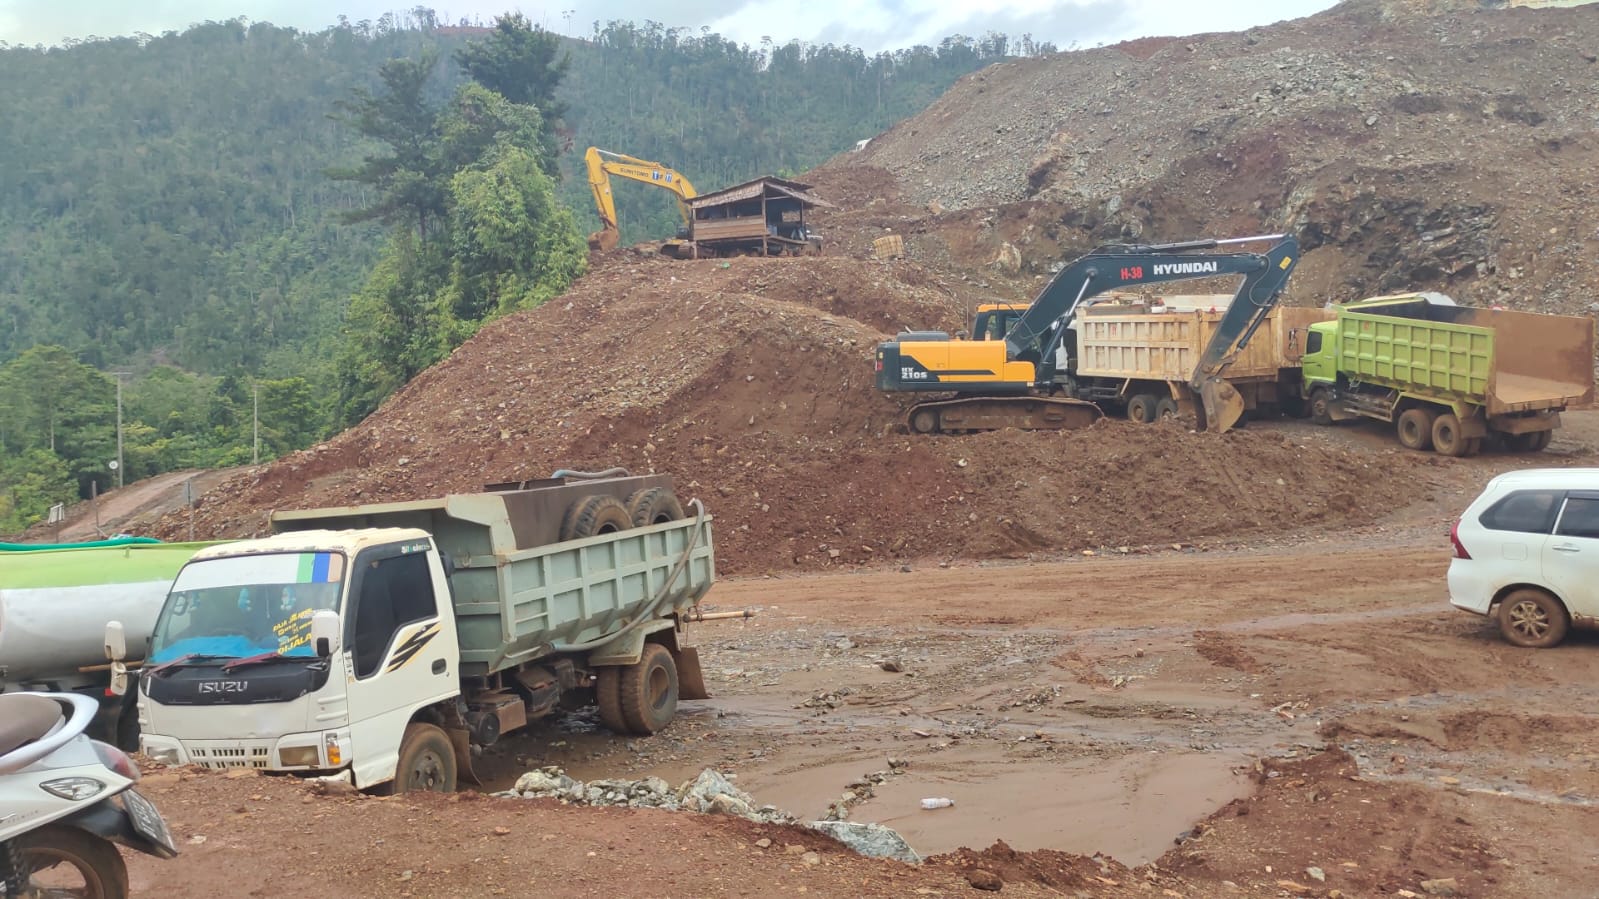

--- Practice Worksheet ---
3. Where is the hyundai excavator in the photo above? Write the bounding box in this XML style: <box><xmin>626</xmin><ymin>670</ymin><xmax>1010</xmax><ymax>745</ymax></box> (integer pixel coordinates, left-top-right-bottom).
<box><xmin>584</xmin><ymin>147</ymin><xmax>698</xmax><ymax>252</ymax></box>
<box><xmin>874</xmin><ymin>233</ymin><xmax>1300</xmax><ymax>434</ymax></box>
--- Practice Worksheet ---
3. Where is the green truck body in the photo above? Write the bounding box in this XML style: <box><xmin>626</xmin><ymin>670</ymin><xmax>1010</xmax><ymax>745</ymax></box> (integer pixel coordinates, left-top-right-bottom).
<box><xmin>1301</xmin><ymin>294</ymin><xmax>1595</xmax><ymax>455</ymax></box>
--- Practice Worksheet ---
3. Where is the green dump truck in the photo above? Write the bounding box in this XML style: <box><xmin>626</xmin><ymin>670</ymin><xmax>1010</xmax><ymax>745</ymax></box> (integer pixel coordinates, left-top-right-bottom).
<box><xmin>1</xmin><ymin>537</ymin><xmax>221</xmax><ymax>749</ymax></box>
<box><xmin>115</xmin><ymin>471</ymin><xmax>715</xmax><ymax>793</ymax></box>
<box><xmin>1301</xmin><ymin>294</ymin><xmax>1596</xmax><ymax>455</ymax></box>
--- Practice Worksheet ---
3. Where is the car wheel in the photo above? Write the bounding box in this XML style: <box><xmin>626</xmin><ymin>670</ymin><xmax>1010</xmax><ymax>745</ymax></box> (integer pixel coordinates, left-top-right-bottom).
<box><xmin>1497</xmin><ymin>588</ymin><xmax>1568</xmax><ymax>649</ymax></box>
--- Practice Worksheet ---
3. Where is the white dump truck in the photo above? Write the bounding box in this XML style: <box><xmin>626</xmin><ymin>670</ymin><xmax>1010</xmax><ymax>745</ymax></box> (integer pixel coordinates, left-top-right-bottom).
<box><xmin>1</xmin><ymin>537</ymin><xmax>221</xmax><ymax>749</ymax></box>
<box><xmin>111</xmin><ymin>471</ymin><xmax>715</xmax><ymax>793</ymax></box>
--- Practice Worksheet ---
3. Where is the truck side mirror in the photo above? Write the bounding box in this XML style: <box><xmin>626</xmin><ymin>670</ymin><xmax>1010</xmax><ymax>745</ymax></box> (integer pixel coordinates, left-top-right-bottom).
<box><xmin>104</xmin><ymin>621</ymin><xmax>127</xmax><ymax>661</ymax></box>
<box><xmin>105</xmin><ymin>621</ymin><xmax>129</xmax><ymax>696</ymax></box>
<box><xmin>310</xmin><ymin>610</ymin><xmax>340</xmax><ymax>658</ymax></box>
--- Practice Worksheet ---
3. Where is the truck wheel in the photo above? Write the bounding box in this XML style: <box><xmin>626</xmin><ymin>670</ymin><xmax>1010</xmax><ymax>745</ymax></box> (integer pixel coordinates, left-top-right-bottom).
<box><xmin>560</xmin><ymin>495</ymin><xmax>633</xmax><ymax>541</ymax></box>
<box><xmin>1396</xmin><ymin>408</ymin><xmax>1436</xmax><ymax>451</ymax></box>
<box><xmin>595</xmin><ymin>666</ymin><xmax>627</xmax><ymax>734</ymax></box>
<box><xmin>1155</xmin><ymin>398</ymin><xmax>1180</xmax><ymax>420</ymax></box>
<box><xmin>1309</xmin><ymin>388</ymin><xmax>1333</xmax><ymax>426</ymax></box>
<box><xmin>1431</xmin><ymin>413</ymin><xmax>1470</xmax><ymax>457</ymax></box>
<box><xmin>619</xmin><ymin>643</ymin><xmax>679</xmax><ymax>735</ymax></box>
<box><xmin>1531</xmin><ymin>429</ymin><xmax>1553</xmax><ymax>451</ymax></box>
<box><xmin>394</xmin><ymin>723</ymin><xmax>457</xmax><ymax>794</ymax></box>
<box><xmin>1498</xmin><ymin>588</ymin><xmax>1568</xmax><ymax>649</ymax></box>
<box><xmin>1126</xmin><ymin>394</ymin><xmax>1159</xmax><ymax>424</ymax></box>
<box><xmin>625</xmin><ymin>488</ymin><xmax>685</xmax><ymax>527</ymax></box>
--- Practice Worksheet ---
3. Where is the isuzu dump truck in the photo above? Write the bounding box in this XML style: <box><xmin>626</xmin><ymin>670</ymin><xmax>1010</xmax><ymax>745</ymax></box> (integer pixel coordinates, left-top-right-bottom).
<box><xmin>0</xmin><ymin>537</ymin><xmax>220</xmax><ymax>749</ymax></box>
<box><xmin>111</xmin><ymin>472</ymin><xmax>715</xmax><ymax>793</ymax></box>
<box><xmin>1301</xmin><ymin>294</ymin><xmax>1596</xmax><ymax>455</ymax></box>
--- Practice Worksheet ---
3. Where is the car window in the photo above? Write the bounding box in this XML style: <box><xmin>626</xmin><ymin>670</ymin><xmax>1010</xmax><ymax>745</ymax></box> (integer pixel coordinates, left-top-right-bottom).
<box><xmin>1479</xmin><ymin>490</ymin><xmax>1562</xmax><ymax>534</ymax></box>
<box><xmin>1555</xmin><ymin>497</ymin><xmax>1599</xmax><ymax>539</ymax></box>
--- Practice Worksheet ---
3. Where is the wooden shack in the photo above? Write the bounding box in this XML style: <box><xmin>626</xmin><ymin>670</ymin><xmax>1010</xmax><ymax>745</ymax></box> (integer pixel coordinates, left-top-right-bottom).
<box><xmin>675</xmin><ymin>177</ymin><xmax>833</xmax><ymax>258</ymax></box>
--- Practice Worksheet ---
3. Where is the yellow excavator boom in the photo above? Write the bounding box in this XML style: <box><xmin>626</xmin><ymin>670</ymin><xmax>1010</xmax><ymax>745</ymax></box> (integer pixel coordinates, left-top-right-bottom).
<box><xmin>584</xmin><ymin>147</ymin><xmax>698</xmax><ymax>251</ymax></box>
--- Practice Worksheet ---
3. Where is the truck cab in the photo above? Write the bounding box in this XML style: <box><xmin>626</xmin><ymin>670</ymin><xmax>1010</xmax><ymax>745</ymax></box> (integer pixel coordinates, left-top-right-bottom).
<box><xmin>1298</xmin><ymin>320</ymin><xmax>1337</xmax><ymax>389</ymax></box>
<box><xmin>134</xmin><ymin>528</ymin><xmax>460</xmax><ymax>789</ymax></box>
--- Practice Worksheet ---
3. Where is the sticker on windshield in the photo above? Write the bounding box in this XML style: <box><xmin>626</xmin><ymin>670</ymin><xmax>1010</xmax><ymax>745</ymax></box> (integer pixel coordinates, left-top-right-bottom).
<box><xmin>296</xmin><ymin>552</ymin><xmax>344</xmax><ymax>584</ymax></box>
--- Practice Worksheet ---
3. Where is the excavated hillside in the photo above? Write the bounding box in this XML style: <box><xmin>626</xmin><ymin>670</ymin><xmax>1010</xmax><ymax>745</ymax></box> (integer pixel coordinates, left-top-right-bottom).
<box><xmin>818</xmin><ymin>0</ymin><xmax>1599</xmax><ymax>316</ymax></box>
<box><xmin>147</xmin><ymin>0</ymin><xmax>1599</xmax><ymax>573</ymax></box>
<box><xmin>152</xmin><ymin>254</ymin><xmax>1437</xmax><ymax>574</ymax></box>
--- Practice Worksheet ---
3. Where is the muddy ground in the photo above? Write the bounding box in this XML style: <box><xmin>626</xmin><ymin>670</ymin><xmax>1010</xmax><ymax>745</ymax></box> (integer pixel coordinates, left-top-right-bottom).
<box><xmin>119</xmin><ymin>412</ymin><xmax>1599</xmax><ymax>897</ymax></box>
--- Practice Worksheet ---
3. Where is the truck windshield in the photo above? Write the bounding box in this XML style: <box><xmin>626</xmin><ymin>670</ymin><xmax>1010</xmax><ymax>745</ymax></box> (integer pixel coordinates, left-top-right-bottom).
<box><xmin>148</xmin><ymin>552</ymin><xmax>345</xmax><ymax>664</ymax></box>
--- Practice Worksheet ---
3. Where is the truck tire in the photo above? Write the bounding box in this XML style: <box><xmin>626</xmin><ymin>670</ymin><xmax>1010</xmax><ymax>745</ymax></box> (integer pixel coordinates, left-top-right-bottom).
<box><xmin>625</xmin><ymin>488</ymin><xmax>685</xmax><ymax>527</ymax></box>
<box><xmin>595</xmin><ymin>666</ymin><xmax>627</xmax><ymax>734</ymax></box>
<box><xmin>393</xmin><ymin>723</ymin><xmax>457</xmax><ymax>794</ymax></box>
<box><xmin>1498</xmin><ymin>588</ymin><xmax>1568</xmax><ymax>649</ymax></box>
<box><xmin>1126</xmin><ymin>394</ymin><xmax>1160</xmax><ymax>424</ymax></box>
<box><xmin>1155</xmin><ymin>398</ymin><xmax>1180</xmax><ymax>420</ymax></box>
<box><xmin>1531</xmin><ymin>429</ymin><xmax>1554</xmax><ymax>451</ymax></box>
<box><xmin>1431</xmin><ymin>413</ymin><xmax>1470</xmax><ymax>457</ymax></box>
<box><xmin>560</xmin><ymin>495</ymin><xmax>633</xmax><ymax>541</ymax></box>
<box><xmin>619</xmin><ymin>643</ymin><xmax>679</xmax><ymax>735</ymax></box>
<box><xmin>1308</xmin><ymin>388</ymin><xmax>1333</xmax><ymax>426</ymax></box>
<box><xmin>1508</xmin><ymin>430</ymin><xmax>1552</xmax><ymax>453</ymax></box>
<box><xmin>1396</xmin><ymin>408</ymin><xmax>1436</xmax><ymax>451</ymax></box>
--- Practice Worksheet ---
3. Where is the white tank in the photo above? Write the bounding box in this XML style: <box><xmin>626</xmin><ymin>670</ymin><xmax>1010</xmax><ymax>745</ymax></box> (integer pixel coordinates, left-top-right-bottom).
<box><xmin>0</xmin><ymin>542</ymin><xmax>213</xmax><ymax>683</ymax></box>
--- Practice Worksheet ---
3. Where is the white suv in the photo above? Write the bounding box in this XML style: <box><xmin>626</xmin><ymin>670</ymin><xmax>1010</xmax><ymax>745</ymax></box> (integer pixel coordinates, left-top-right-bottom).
<box><xmin>1448</xmin><ymin>468</ymin><xmax>1599</xmax><ymax>648</ymax></box>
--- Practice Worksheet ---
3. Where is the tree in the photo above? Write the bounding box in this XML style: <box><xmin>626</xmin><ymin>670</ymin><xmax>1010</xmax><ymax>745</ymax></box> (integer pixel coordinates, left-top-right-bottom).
<box><xmin>454</xmin><ymin>13</ymin><xmax>569</xmax><ymax>177</ymax></box>
<box><xmin>326</xmin><ymin>50</ymin><xmax>448</xmax><ymax>237</ymax></box>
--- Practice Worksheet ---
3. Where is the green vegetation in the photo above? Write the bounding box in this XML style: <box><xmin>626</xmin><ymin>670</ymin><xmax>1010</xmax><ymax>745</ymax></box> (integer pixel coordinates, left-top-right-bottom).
<box><xmin>0</xmin><ymin>9</ymin><xmax>1049</xmax><ymax>532</ymax></box>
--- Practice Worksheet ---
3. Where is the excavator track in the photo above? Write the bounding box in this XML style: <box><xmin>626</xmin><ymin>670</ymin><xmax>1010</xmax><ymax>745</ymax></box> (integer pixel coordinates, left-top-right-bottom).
<box><xmin>906</xmin><ymin>396</ymin><xmax>1103</xmax><ymax>434</ymax></box>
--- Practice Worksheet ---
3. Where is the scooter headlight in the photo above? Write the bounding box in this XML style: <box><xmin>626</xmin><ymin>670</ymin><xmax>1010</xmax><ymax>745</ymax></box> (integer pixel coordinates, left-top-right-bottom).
<box><xmin>41</xmin><ymin>777</ymin><xmax>107</xmax><ymax>801</ymax></box>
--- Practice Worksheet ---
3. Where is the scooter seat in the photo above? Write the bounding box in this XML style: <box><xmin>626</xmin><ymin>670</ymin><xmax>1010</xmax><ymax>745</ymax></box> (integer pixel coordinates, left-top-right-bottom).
<box><xmin>0</xmin><ymin>694</ymin><xmax>64</xmax><ymax>757</ymax></box>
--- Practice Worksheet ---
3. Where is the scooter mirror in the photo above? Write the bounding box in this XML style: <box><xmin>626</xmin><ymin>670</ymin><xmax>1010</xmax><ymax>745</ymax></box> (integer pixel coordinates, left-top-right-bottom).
<box><xmin>104</xmin><ymin>620</ymin><xmax>127</xmax><ymax>661</ymax></box>
<box><xmin>310</xmin><ymin>610</ymin><xmax>340</xmax><ymax>658</ymax></box>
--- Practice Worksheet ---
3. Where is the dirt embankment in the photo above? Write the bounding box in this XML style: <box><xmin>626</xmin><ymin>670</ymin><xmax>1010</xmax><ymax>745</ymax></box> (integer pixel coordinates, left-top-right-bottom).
<box><xmin>149</xmin><ymin>252</ymin><xmax>1438</xmax><ymax>574</ymax></box>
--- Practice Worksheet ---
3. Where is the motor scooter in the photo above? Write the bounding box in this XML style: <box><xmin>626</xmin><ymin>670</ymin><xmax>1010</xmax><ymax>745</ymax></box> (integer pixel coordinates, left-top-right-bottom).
<box><xmin>0</xmin><ymin>692</ymin><xmax>177</xmax><ymax>898</ymax></box>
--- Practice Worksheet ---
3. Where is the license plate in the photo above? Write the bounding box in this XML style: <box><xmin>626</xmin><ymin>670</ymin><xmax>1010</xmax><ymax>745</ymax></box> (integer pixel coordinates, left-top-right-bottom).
<box><xmin>121</xmin><ymin>789</ymin><xmax>177</xmax><ymax>855</ymax></box>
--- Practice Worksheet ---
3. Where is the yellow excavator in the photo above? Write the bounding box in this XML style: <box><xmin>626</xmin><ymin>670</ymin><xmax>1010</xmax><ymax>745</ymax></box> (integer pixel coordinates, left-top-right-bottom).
<box><xmin>584</xmin><ymin>147</ymin><xmax>698</xmax><ymax>252</ymax></box>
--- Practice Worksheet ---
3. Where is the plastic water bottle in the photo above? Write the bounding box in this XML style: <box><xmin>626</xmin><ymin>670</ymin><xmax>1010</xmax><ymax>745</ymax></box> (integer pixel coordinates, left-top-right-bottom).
<box><xmin>920</xmin><ymin>797</ymin><xmax>954</xmax><ymax>810</ymax></box>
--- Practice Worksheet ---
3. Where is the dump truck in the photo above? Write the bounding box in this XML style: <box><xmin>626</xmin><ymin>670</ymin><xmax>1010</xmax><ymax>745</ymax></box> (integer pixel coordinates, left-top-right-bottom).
<box><xmin>0</xmin><ymin>537</ymin><xmax>221</xmax><ymax>750</ymax></box>
<box><xmin>113</xmin><ymin>471</ymin><xmax>715</xmax><ymax>793</ymax></box>
<box><xmin>1301</xmin><ymin>294</ymin><xmax>1596</xmax><ymax>455</ymax></box>
<box><xmin>1053</xmin><ymin>296</ymin><xmax>1331</xmax><ymax>423</ymax></box>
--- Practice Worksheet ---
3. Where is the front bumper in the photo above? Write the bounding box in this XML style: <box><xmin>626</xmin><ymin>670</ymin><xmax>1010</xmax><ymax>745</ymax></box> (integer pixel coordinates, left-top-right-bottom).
<box><xmin>141</xmin><ymin>729</ymin><xmax>350</xmax><ymax>773</ymax></box>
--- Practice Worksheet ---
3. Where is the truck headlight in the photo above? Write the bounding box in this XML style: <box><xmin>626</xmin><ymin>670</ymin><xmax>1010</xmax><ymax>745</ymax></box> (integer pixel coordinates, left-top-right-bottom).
<box><xmin>42</xmin><ymin>777</ymin><xmax>107</xmax><ymax>801</ymax></box>
<box><xmin>324</xmin><ymin>733</ymin><xmax>343</xmax><ymax>767</ymax></box>
<box><xmin>143</xmin><ymin>745</ymin><xmax>181</xmax><ymax>766</ymax></box>
<box><xmin>279</xmin><ymin>745</ymin><xmax>319</xmax><ymax>768</ymax></box>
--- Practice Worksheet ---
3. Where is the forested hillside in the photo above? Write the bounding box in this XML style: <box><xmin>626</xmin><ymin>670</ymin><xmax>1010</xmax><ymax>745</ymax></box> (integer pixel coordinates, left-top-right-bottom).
<box><xmin>0</xmin><ymin>10</ymin><xmax>1044</xmax><ymax>532</ymax></box>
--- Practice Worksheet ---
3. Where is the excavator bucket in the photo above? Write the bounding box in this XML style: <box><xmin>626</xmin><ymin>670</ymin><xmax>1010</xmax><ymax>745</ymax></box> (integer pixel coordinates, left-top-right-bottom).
<box><xmin>1200</xmin><ymin>376</ymin><xmax>1248</xmax><ymax>433</ymax></box>
<box><xmin>587</xmin><ymin>228</ymin><xmax>619</xmax><ymax>252</ymax></box>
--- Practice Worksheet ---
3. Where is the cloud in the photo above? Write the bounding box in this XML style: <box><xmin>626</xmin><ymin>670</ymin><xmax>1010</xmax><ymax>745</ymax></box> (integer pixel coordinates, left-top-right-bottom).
<box><xmin>0</xmin><ymin>0</ymin><xmax>1338</xmax><ymax>52</ymax></box>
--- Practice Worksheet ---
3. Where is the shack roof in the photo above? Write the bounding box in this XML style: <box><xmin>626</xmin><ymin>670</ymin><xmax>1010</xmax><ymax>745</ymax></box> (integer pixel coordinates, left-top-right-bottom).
<box><xmin>690</xmin><ymin>176</ymin><xmax>835</xmax><ymax>210</ymax></box>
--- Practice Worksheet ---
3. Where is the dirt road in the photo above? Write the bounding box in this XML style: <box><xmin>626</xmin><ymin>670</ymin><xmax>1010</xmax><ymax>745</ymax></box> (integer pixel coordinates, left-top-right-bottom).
<box><xmin>124</xmin><ymin>521</ymin><xmax>1599</xmax><ymax>896</ymax></box>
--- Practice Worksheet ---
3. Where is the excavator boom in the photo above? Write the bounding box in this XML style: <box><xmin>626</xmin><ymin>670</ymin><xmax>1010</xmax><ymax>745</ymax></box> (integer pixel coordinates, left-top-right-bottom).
<box><xmin>585</xmin><ymin>147</ymin><xmax>698</xmax><ymax>251</ymax></box>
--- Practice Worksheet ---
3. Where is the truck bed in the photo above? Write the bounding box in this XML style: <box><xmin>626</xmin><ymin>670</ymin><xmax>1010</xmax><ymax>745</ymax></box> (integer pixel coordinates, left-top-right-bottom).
<box><xmin>1334</xmin><ymin>297</ymin><xmax>1595</xmax><ymax>414</ymax></box>
<box><xmin>270</xmin><ymin>486</ymin><xmax>714</xmax><ymax>677</ymax></box>
<box><xmin>1075</xmin><ymin>305</ymin><xmax>1330</xmax><ymax>382</ymax></box>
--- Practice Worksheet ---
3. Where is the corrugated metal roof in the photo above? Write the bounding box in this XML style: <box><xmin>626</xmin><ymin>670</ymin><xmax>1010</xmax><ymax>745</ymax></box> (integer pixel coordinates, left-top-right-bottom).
<box><xmin>691</xmin><ymin>177</ymin><xmax>835</xmax><ymax>209</ymax></box>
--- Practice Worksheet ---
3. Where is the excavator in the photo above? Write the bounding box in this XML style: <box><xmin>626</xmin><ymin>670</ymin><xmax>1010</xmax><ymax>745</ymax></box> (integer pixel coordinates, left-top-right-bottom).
<box><xmin>874</xmin><ymin>233</ymin><xmax>1300</xmax><ymax>434</ymax></box>
<box><xmin>584</xmin><ymin>147</ymin><xmax>698</xmax><ymax>253</ymax></box>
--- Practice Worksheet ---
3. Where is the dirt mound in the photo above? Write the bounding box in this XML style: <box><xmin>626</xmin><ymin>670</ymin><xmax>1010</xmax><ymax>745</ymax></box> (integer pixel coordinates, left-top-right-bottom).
<box><xmin>821</xmin><ymin>1</ymin><xmax>1599</xmax><ymax>315</ymax></box>
<box><xmin>928</xmin><ymin>839</ymin><xmax>1142</xmax><ymax>893</ymax></box>
<box><xmin>152</xmin><ymin>248</ymin><xmax>1434</xmax><ymax>574</ymax></box>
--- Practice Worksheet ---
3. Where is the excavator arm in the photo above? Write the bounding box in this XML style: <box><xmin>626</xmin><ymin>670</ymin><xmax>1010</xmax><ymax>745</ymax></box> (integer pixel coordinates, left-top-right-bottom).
<box><xmin>584</xmin><ymin>147</ymin><xmax>699</xmax><ymax>251</ymax></box>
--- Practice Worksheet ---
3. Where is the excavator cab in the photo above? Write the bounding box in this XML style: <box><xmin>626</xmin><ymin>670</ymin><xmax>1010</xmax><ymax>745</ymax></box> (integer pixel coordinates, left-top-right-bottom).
<box><xmin>972</xmin><ymin>304</ymin><xmax>1027</xmax><ymax>341</ymax></box>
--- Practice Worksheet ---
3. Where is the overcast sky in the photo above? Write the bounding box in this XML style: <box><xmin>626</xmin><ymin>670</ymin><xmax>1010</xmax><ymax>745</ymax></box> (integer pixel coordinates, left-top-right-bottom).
<box><xmin>0</xmin><ymin>1</ymin><xmax>1340</xmax><ymax>53</ymax></box>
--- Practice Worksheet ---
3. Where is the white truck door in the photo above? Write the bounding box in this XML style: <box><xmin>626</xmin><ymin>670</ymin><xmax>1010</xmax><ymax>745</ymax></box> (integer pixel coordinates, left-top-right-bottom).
<box><xmin>1544</xmin><ymin>493</ymin><xmax>1599</xmax><ymax>621</ymax></box>
<box><xmin>341</xmin><ymin>540</ymin><xmax>460</xmax><ymax>788</ymax></box>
